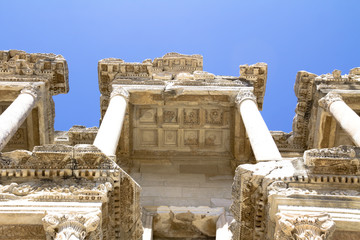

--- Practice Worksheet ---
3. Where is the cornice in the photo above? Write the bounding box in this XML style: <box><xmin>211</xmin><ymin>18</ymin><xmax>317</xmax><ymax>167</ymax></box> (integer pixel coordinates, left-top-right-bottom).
<box><xmin>0</xmin><ymin>50</ymin><xmax>69</xmax><ymax>95</ymax></box>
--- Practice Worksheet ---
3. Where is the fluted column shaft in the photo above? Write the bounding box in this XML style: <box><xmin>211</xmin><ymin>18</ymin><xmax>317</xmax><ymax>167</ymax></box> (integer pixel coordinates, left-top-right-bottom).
<box><xmin>0</xmin><ymin>85</ymin><xmax>39</xmax><ymax>151</ymax></box>
<box><xmin>93</xmin><ymin>87</ymin><xmax>129</xmax><ymax>156</ymax></box>
<box><xmin>319</xmin><ymin>92</ymin><xmax>360</xmax><ymax>146</ymax></box>
<box><xmin>236</xmin><ymin>90</ymin><xmax>282</xmax><ymax>161</ymax></box>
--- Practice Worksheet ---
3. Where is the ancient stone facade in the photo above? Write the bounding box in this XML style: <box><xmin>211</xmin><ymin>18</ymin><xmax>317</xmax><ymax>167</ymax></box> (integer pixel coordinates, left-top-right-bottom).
<box><xmin>0</xmin><ymin>50</ymin><xmax>360</xmax><ymax>239</ymax></box>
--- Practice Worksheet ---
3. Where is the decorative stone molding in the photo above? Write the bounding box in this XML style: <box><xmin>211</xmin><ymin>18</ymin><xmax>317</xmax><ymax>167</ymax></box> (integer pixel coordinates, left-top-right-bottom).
<box><xmin>230</xmin><ymin>161</ymin><xmax>281</xmax><ymax>240</ymax></box>
<box><xmin>0</xmin><ymin>50</ymin><xmax>69</xmax><ymax>95</ymax></box>
<box><xmin>42</xmin><ymin>211</ymin><xmax>101</xmax><ymax>240</ymax></box>
<box><xmin>239</xmin><ymin>62</ymin><xmax>267</xmax><ymax>110</ymax></box>
<box><xmin>304</xmin><ymin>146</ymin><xmax>360</xmax><ymax>175</ymax></box>
<box><xmin>332</xmin><ymin>69</ymin><xmax>342</xmax><ymax>79</ymax></box>
<box><xmin>0</xmin><ymin>180</ymin><xmax>113</xmax><ymax>202</ymax></box>
<box><xmin>235</xmin><ymin>89</ymin><xmax>256</xmax><ymax>105</ymax></box>
<box><xmin>20</xmin><ymin>84</ymin><xmax>39</xmax><ymax>99</ymax></box>
<box><xmin>98</xmin><ymin>53</ymin><xmax>203</xmax><ymax>96</ymax></box>
<box><xmin>289</xmin><ymin>68</ymin><xmax>360</xmax><ymax>150</ymax></box>
<box><xmin>271</xmin><ymin>131</ymin><xmax>304</xmax><ymax>152</ymax></box>
<box><xmin>268</xmin><ymin>180</ymin><xmax>360</xmax><ymax>198</ymax></box>
<box><xmin>68</xmin><ymin>125</ymin><xmax>98</xmax><ymax>145</ymax></box>
<box><xmin>349</xmin><ymin>67</ymin><xmax>360</xmax><ymax>76</ymax></box>
<box><xmin>152</xmin><ymin>52</ymin><xmax>203</xmax><ymax>73</ymax></box>
<box><xmin>110</xmin><ymin>86</ymin><xmax>129</xmax><ymax>100</ymax></box>
<box><xmin>291</xmin><ymin>71</ymin><xmax>317</xmax><ymax>148</ymax></box>
<box><xmin>275</xmin><ymin>212</ymin><xmax>335</xmax><ymax>240</ymax></box>
<box><xmin>318</xmin><ymin>92</ymin><xmax>343</xmax><ymax>112</ymax></box>
<box><xmin>0</xmin><ymin>144</ymin><xmax>118</xmax><ymax>169</ymax></box>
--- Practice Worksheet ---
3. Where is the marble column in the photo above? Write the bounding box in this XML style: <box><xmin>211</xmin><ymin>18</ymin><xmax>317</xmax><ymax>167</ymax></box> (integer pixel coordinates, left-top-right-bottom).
<box><xmin>236</xmin><ymin>90</ymin><xmax>282</xmax><ymax>161</ymax></box>
<box><xmin>319</xmin><ymin>92</ymin><xmax>360</xmax><ymax>147</ymax></box>
<box><xmin>93</xmin><ymin>87</ymin><xmax>129</xmax><ymax>156</ymax></box>
<box><xmin>0</xmin><ymin>85</ymin><xmax>39</xmax><ymax>151</ymax></box>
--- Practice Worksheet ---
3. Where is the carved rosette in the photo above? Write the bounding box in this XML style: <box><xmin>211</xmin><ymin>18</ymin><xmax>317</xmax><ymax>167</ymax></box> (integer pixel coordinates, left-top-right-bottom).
<box><xmin>318</xmin><ymin>92</ymin><xmax>343</xmax><ymax>112</ymax></box>
<box><xmin>275</xmin><ymin>212</ymin><xmax>335</xmax><ymax>240</ymax></box>
<box><xmin>235</xmin><ymin>89</ymin><xmax>257</xmax><ymax>105</ymax></box>
<box><xmin>42</xmin><ymin>211</ymin><xmax>101</xmax><ymax>240</ymax></box>
<box><xmin>110</xmin><ymin>86</ymin><xmax>129</xmax><ymax>100</ymax></box>
<box><xmin>20</xmin><ymin>84</ymin><xmax>39</xmax><ymax>99</ymax></box>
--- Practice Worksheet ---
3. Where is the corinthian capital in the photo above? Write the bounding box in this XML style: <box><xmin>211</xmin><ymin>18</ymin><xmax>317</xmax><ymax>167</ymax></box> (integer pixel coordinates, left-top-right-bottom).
<box><xmin>235</xmin><ymin>89</ymin><xmax>256</xmax><ymax>105</ymax></box>
<box><xmin>20</xmin><ymin>84</ymin><xmax>39</xmax><ymax>99</ymax></box>
<box><xmin>110</xmin><ymin>86</ymin><xmax>129</xmax><ymax>100</ymax></box>
<box><xmin>275</xmin><ymin>212</ymin><xmax>335</xmax><ymax>240</ymax></box>
<box><xmin>318</xmin><ymin>92</ymin><xmax>343</xmax><ymax>111</ymax></box>
<box><xmin>42</xmin><ymin>211</ymin><xmax>101</xmax><ymax>240</ymax></box>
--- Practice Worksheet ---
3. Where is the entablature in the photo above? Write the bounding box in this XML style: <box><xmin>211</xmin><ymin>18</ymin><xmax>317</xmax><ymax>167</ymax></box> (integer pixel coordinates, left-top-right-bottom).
<box><xmin>0</xmin><ymin>144</ymin><xmax>143</xmax><ymax>239</ymax></box>
<box><xmin>288</xmin><ymin>67</ymin><xmax>360</xmax><ymax>150</ymax></box>
<box><xmin>0</xmin><ymin>50</ymin><xmax>69</xmax><ymax>95</ymax></box>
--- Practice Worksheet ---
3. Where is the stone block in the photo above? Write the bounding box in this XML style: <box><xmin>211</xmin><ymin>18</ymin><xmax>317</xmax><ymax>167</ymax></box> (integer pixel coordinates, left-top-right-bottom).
<box><xmin>179</xmin><ymin>164</ymin><xmax>218</xmax><ymax>174</ymax></box>
<box><xmin>142</xmin><ymin>186</ymin><xmax>182</xmax><ymax>198</ymax></box>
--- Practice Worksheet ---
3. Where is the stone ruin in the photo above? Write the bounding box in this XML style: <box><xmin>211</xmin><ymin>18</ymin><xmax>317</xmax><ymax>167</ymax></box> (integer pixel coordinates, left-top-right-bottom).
<box><xmin>1</xmin><ymin>50</ymin><xmax>360</xmax><ymax>239</ymax></box>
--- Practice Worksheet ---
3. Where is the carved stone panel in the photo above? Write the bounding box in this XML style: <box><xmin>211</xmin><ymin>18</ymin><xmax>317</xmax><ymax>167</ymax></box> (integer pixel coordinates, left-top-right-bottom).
<box><xmin>163</xmin><ymin>109</ymin><xmax>178</xmax><ymax>124</ymax></box>
<box><xmin>205</xmin><ymin>109</ymin><xmax>223</xmax><ymax>125</ymax></box>
<box><xmin>138</xmin><ymin>108</ymin><xmax>157</xmax><ymax>124</ymax></box>
<box><xmin>184</xmin><ymin>130</ymin><xmax>199</xmax><ymax>146</ymax></box>
<box><xmin>183</xmin><ymin>108</ymin><xmax>200</xmax><ymax>125</ymax></box>
<box><xmin>205</xmin><ymin>130</ymin><xmax>222</xmax><ymax>146</ymax></box>
<box><xmin>133</xmin><ymin>105</ymin><xmax>230</xmax><ymax>153</ymax></box>
<box><xmin>163</xmin><ymin>130</ymin><xmax>178</xmax><ymax>146</ymax></box>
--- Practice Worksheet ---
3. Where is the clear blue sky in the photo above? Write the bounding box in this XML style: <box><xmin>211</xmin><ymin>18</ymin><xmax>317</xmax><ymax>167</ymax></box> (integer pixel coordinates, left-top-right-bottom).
<box><xmin>1</xmin><ymin>1</ymin><xmax>359</xmax><ymax>132</ymax></box>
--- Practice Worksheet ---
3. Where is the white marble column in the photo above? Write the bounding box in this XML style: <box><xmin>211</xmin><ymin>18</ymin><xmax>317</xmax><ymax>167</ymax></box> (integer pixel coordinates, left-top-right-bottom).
<box><xmin>236</xmin><ymin>90</ymin><xmax>282</xmax><ymax>161</ymax></box>
<box><xmin>0</xmin><ymin>85</ymin><xmax>39</xmax><ymax>151</ymax></box>
<box><xmin>93</xmin><ymin>87</ymin><xmax>129</xmax><ymax>156</ymax></box>
<box><xmin>319</xmin><ymin>92</ymin><xmax>360</xmax><ymax>147</ymax></box>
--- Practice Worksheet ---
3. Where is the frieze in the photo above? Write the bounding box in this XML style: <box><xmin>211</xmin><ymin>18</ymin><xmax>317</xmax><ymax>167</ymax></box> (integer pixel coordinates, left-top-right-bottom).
<box><xmin>304</xmin><ymin>146</ymin><xmax>360</xmax><ymax>175</ymax></box>
<box><xmin>0</xmin><ymin>50</ymin><xmax>69</xmax><ymax>95</ymax></box>
<box><xmin>68</xmin><ymin>125</ymin><xmax>98</xmax><ymax>145</ymax></box>
<box><xmin>98</xmin><ymin>53</ymin><xmax>248</xmax><ymax>97</ymax></box>
<box><xmin>271</xmin><ymin>131</ymin><xmax>304</xmax><ymax>151</ymax></box>
<box><xmin>0</xmin><ymin>179</ymin><xmax>113</xmax><ymax>202</ymax></box>
<box><xmin>315</xmin><ymin>68</ymin><xmax>360</xmax><ymax>82</ymax></box>
<box><xmin>0</xmin><ymin>144</ymin><xmax>118</xmax><ymax>170</ymax></box>
<box><xmin>268</xmin><ymin>181</ymin><xmax>360</xmax><ymax>198</ymax></box>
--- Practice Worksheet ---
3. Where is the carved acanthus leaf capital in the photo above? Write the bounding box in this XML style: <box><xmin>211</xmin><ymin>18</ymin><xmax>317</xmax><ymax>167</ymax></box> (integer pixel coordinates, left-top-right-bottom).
<box><xmin>20</xmin><ymin>84</ymin><xmax>39</xmax><ymax>99</ymax></box>
<box><xmin>318</xmin><ymin>92</ymin><xmax>343</xmax><ymax>111</ymax></box>
<box><xmin>275</xmin><ymin>212</ymin><xmax>335</xmax><ymax>240</ymax></box>
<box><xmin>235</xmin><ymin>89</ymin><xmax>256</xmax><ymax>105</ymax></box>
<box><xmin>42</xmin><ymin>211</ymin><xmax>101</xmax><ymax>240</ymax></box>
<box><xmin>110</xmin><ymin>86</ymin><xmax>129</xmax><ymax>100</ymax></box>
